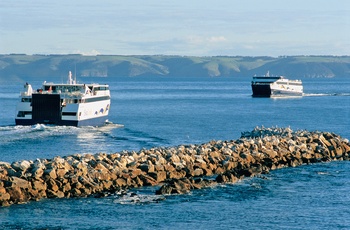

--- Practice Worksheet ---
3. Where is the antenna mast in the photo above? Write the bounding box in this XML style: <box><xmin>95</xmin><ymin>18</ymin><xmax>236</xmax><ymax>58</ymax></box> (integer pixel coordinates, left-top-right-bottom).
<box><xmin>74</xmin><ymin>63</ymin><xmax>77</xmax><ymax>83</ymax></box>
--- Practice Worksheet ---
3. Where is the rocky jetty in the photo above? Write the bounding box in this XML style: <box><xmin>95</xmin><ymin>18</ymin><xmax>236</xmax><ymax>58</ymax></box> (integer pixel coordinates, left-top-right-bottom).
<box><xmin>1</xmin><ymin>127</ymin><xmax>350</xmax><ymax>207</ymax></box>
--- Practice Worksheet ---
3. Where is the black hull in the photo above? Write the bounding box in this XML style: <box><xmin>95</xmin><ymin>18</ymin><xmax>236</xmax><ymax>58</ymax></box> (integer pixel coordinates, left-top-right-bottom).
<box><xmin>251</xmin><ymin>84</ymin><xmax>271</xmax><ymax>97</ymax></box>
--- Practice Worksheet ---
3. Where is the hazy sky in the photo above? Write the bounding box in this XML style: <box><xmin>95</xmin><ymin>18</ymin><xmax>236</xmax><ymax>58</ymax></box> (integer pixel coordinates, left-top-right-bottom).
<box><xmin>1</xmin><ymin>0</ymin><xmax>349</xmax><ymax>56</ymax></box>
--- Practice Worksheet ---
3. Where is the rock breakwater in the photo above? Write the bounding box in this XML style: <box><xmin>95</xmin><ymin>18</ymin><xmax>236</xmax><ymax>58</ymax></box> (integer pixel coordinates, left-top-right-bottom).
<box><xmin>1</xmin><ymin>127</ymin><xmax>350</xmax><ymax>207</ymax></box>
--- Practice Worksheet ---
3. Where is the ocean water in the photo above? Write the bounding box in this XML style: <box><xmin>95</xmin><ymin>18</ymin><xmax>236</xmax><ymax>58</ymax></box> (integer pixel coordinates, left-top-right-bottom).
<box><xmin>0</xmin><ymin>76</ymin><xmax>350</xmax><ymax>229</ymax></box>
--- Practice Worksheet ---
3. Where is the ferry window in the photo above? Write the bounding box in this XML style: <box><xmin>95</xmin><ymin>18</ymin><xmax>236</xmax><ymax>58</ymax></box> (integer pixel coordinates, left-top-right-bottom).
<box><xmin>62</xmin><ymin>112</ymin><xmax>77</xmax><ymax>116</ymax></box>
<box><xmin>94</xmin><ymin>86</ymin><xmax>108</xmax><ymax>91</ymax></box>
<box><xmin>70</xmin><ymin>86</ymin><xmax>82</xmax><ymax>92</ymax></box>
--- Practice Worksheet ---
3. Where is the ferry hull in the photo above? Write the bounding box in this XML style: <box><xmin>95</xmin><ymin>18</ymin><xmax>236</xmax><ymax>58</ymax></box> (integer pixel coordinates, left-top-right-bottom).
<box><xmin>15</xmin><ymin>116</ymin><xmax>108</xmax><ymax>127</ymax></box>
<box><xmin>270</xmin><ymin>89</ymin><xmax>303</xmax><ymax>97</ymax></box>
<box><xmin>252</xmin><ymin>82</ymin><xmax>303</xmax><ymax>97</ymax></box>
<box><xmin>16</xmin><ymin>93</ymin><xmax>110</xmax><ymax>127</ymax></box>
<box><xmin>251</xmin><ymin>84</ymin><xmax>271</xmax><ymax>97</ymax></box>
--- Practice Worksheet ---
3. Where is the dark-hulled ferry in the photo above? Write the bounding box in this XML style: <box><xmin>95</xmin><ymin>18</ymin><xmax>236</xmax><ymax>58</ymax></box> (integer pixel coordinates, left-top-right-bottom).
<box><xmin>251</xmin><ymin>71</ymin><xmax>303</xmax><ymax>97</ymax></box>
<box><xmin>15</xmin><ymin>71</ymin><xmax>111</xmax><ymax>126</ymax></box>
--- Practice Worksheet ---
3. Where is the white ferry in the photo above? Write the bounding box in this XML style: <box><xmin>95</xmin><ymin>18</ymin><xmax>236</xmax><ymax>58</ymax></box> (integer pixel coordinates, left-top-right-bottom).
<box><xmin>251</xmin><ymin>72</ymin><xmax>303</xmax><ymax>97</ymax></box>
<box><xmin>15</xmin><ymin>71</ymin><xmax>111</xmax><ymax>126</ymax></box>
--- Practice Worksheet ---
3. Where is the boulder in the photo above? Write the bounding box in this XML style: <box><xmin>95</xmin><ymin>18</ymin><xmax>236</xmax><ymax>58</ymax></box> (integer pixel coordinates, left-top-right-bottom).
<box><xmin>11</xmin><ymin>160</ymin><xmax>31</xmax><ymax>172</ymax></box>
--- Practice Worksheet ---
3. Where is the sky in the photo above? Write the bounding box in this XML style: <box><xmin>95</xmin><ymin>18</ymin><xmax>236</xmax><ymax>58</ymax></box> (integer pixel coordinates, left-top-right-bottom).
<box><xmin>0</xmin><ymin>0</ymin><xmax>349</xmax><ymax>56</ymax></box>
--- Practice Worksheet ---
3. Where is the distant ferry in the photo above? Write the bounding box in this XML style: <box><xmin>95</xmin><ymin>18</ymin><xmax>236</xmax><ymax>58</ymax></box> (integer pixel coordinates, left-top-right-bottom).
<box><xmin>251</xmin><ymin>71</ymin><xmax>303</xmax><ymax>97</ymax></box>
<box><xmin>15</xmin><ymin>71</ymin><xmax>111</xmax><ymax>126</ymax></box>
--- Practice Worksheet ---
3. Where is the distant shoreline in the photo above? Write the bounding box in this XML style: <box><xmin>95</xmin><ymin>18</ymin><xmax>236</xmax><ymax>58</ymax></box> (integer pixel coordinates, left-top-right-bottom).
<box><xmin>1</xmin><ymin>54</ymin><xmax>350</xmax><ymax>80</ymax></box>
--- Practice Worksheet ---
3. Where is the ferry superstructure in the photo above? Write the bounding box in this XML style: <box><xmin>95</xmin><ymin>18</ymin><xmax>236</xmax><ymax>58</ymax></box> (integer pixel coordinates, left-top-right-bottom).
<box><xmin>15</xmin><ymin>71</ymin><xmax>111</xmax><ymax>126</ymax></box>
<box><xmin>251</xmin><ymin>72</ymin><xmax>303</xmax><ymax>97</ymax></box>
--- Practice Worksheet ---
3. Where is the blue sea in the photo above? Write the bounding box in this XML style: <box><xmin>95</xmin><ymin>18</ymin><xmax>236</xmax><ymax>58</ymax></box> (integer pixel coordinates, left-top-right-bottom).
<box><xmin>1</xmin><ymin>76</ymin><xmax>350</xmax><ymax>229</ymax></box>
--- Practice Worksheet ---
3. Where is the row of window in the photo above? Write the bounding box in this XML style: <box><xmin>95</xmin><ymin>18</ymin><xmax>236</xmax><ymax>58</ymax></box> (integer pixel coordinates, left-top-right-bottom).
<box><xmin>275</xmin><ymin>82</ymin><xmax>302</xmax><ymax>86</ymax></box>
<box><xmin>94</xmin><ymin>86</ymin><xmax>109</xmax><ymax>91</ymax></box>
<box><xmin>20</xmin><ymin>96</ymin><xmax>110</xmax><ymax>104</ymax></box>
<box><xmin>17</xmin><ymin>111</ymin><xmax>77</xmax><ymax>117</ymax></box>
<box><xmin>43</xmin><ymin>85</ymin><xmax>109</xmax><ymax>93</ymax></box>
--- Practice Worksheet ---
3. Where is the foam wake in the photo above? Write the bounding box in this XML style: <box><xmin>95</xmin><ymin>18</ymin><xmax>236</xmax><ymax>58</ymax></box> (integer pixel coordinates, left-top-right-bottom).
<box><xmin>303</xmin><ymin>93</ymin><xmax>350</xmax><ymax>97</ymax></box>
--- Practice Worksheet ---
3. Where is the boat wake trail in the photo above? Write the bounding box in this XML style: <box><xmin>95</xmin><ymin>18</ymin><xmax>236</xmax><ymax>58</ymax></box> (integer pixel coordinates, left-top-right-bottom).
<box><xmin>0</xmin><ymin>122</ymin><xmax>167</xmax><ymax>154</ymax></box>
<box><xmin>303</xmin><ymin>93</ymin><xmax>350</xmax><ymax>97</ymax></box>
<box><xmin>92</xmin><ymin>123</ymin><xmax>130</xmax><ymax>141</ymax></box>
<box><xmin>122</xmin><ymin>127</ymin><xmax>169</xmax><ymax>147</ymax></box>
<box><xmin>0</xmin><ymin>123</ymin><xmax>123</xmax><ymax>146</ymax></box>
<box><xmin>76</xmin><ymin>122</ymin><xmax>169</xmax><ymax>149</ymax></box>
<box><xmin>0</xmin><ymin>124</ymin><xmax>80</xmax><ymax>144</ymax></box>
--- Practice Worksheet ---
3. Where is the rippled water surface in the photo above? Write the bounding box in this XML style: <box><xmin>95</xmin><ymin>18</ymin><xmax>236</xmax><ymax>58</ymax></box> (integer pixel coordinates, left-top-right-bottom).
<box><xmin>1</xmin><ymin>77</ymin><xmax>350</xmax><ymax>229</ymax></box>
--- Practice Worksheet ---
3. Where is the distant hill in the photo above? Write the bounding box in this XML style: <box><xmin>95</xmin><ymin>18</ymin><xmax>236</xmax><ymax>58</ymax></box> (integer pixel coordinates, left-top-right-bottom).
<box><xmin>1</xmin><ymin>54</ymin><xmax>350</xmax><ymax>82</ymax></box>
